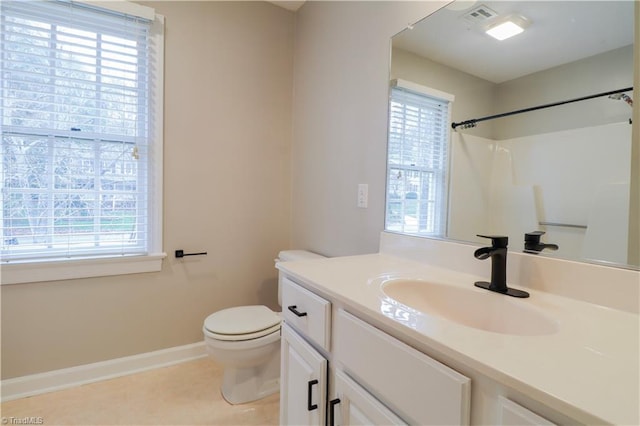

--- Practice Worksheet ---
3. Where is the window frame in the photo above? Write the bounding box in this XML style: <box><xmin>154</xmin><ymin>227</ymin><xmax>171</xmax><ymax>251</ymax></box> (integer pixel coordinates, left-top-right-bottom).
<box><xmin>0</xmin><ymin>1</ymin><xmax>165</xmax><ymax>285</ymax></box>
<box><xmin>385</xmin><ymin>79</ymin><xmax>454</xmax><ymax>237</ymax></box>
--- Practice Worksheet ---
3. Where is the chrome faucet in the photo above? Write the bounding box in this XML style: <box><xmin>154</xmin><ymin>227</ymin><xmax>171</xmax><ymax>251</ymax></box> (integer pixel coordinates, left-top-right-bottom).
<box><xmin>473</xmin><ymin>235</ymin><xmax>529</xmax><ymax>298</ymax></box>
<box><xmin>524</xmin><ymin>231</ymin><xmax>559</xmax><ymax>254</ymax></box>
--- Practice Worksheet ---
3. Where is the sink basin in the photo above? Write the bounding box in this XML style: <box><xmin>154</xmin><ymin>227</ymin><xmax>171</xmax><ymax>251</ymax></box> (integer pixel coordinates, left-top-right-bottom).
<box><xmin>381</xmin><ymin>279</ymin><xmax>558</xmax><ymax>336</ymax></box>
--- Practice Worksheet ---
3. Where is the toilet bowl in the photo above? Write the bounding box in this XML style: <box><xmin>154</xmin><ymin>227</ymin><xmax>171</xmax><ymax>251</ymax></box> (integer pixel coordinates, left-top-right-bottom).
<box><xmin>203</xmin><ymin>305</ymin><xmax>281</xmax><ymax>404</ymax></box>
<box><xmin>202</xmin><ymin>250</ymin><xmax>325</xmax><ymax>404</ymax></box>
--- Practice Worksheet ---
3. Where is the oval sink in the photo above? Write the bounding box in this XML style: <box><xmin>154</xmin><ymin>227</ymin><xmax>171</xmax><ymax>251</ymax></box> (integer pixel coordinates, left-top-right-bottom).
<box><xmin>382</xmin><ymin>279</ymin><xmax>558</xmax><ymax>336</ymax></box>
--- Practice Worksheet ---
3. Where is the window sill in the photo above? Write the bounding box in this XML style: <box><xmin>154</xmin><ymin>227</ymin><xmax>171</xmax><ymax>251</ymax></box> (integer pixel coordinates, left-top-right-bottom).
<box><xmin>0</xmin><ymin>253</ymin><xmax>167</xmax><ymax>285</ymax></box>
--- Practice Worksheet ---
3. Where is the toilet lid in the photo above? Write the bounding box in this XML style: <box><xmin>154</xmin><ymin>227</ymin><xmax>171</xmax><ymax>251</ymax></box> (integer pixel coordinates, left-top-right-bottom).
<box><xmin>204</xmin><ymin>305</ymin><xmax>281</xmax><ymax>336</ymax></box>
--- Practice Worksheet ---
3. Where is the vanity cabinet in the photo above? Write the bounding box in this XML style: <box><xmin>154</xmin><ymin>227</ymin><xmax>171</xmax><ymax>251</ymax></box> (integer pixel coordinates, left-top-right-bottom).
<box><xmin>280</xmin><ymin>275</ymin><xmax>471</xmax><ymax>425</ymax></box>
<box><xmin>276</xmin><ymin>243</ymin><xmax>637</xmax><ymax>425</ymax></box>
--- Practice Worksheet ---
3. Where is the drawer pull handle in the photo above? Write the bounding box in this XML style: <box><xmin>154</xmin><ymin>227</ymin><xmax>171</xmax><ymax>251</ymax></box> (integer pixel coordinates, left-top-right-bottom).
<box><xmin>288</xmin><ymin>305</ymin><xmax>308</xmax><ymax>317</ymax></box>
<box><xmin>329</xmin><ymin>398</ymin><xmax>341</xmax><ymax>426</ymax></box>
<box><xmin>307</xmin><ymin>379</ymin><xmax>319</xmax><ymax>411</ymax></box>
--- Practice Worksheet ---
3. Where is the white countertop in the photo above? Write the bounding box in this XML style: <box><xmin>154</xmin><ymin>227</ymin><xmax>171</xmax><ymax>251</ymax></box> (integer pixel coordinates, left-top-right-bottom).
<box><xmin>278</xmin><ymin>253</ymin><xmax>639</xmax><ymax>425</ymax></box>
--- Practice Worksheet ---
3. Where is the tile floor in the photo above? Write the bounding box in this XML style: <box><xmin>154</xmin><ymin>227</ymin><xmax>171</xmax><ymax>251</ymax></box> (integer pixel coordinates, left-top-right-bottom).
<box><xmin>1</xmin><ymin>358</ymin><xmax>279</xmax><ymax>425</ymax></box>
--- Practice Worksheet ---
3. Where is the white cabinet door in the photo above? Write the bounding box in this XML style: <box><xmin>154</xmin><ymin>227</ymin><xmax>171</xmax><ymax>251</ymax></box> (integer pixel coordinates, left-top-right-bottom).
<box><xmin>498</xmin><ymin>397</ymin><xmax>556</xmax><ymax>425</ymax></box>
<box><xmin>280</xmin><ymin>323</ymin><xmax>327</xmax><ymax>426</ymax></box>
<box><xmin>331</xmin><ymin>369</ymin><xmax>407</xmax><ymax>426</ymax></box>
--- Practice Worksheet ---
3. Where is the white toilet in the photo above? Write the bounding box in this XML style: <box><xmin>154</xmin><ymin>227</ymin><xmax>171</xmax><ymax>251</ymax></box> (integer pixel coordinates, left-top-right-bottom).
<box><xmin>202</xmin><ymin>250</ymin><xmax>325</xmax><ymax>404</ymax></box>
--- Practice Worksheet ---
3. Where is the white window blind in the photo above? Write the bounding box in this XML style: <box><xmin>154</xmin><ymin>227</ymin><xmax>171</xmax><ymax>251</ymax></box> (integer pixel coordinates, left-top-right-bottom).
<box><xmin>386</xmin><ymin>84</ymin><xmax>451</xmax><ymax>236</ymax></box>
<box><xmin>1</xmin><ymin>0</ymin><xmax>160</xmax><ymax>264</ymax></box>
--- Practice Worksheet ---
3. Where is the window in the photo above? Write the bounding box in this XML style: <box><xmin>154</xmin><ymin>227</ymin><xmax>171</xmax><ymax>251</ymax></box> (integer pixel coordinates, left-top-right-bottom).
<box><xmin>1</xmin><ymin>0</ymin><xmax>164</xmax><ymax>284</ymax></box>
<box><xmin>385</xmin><ymin>80</ymin><xmax>452</xmax><ymax>236</ymax></box>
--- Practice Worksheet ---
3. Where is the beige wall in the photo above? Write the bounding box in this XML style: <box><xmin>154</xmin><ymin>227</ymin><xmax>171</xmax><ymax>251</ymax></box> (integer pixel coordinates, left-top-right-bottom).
<box><xmin>291</xmin><ymin>1</ymin><xmax>444</xmax><ymax>256</ymax></box>
<box><xmin>1</xmin><ymin>1</ymin><xmax>294</xmax><ymax>379</ymax></box>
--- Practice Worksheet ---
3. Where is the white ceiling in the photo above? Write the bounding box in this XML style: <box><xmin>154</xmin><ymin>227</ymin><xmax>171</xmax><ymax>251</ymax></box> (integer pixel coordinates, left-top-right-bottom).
<box><xmin>393</xmin><ymin>1</ymin><xmax>634</xmax><ymax>83</ymax></box>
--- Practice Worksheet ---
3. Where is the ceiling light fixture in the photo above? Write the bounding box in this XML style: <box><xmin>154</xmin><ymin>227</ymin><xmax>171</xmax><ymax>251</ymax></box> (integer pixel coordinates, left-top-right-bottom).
<box><xmin>485</xmin><ymin>16</ymin><xmax>530</xmax><ymax>41</ymax></box>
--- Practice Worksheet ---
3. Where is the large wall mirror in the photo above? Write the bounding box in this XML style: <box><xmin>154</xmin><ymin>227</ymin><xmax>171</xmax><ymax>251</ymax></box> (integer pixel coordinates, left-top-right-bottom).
<box><xmin>386</xmin><ymin>0</ymin><xmax>638</xmax><ymax>269</ymax></box>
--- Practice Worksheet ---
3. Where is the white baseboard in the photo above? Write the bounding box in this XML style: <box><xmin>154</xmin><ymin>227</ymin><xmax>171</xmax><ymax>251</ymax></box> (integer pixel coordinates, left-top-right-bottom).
<box><xmin>1</xmin><ymin>342</ymin><xmax>207</xmax><ymax>402</ymax></box>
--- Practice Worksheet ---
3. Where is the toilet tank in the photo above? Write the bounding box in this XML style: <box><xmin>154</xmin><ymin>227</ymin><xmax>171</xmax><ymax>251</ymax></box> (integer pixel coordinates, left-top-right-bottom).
<box><xmin>275</xmin><ymin>250</ymin><xmax>326</xmax><ymax>306</ymax></box>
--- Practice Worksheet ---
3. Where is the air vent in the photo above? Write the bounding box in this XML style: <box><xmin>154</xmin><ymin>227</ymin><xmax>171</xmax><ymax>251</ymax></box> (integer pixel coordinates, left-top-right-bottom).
<box><xmin>462</xmin><ymin>4</ymin><xmax>499</xmax><ymax>23</ymax></box>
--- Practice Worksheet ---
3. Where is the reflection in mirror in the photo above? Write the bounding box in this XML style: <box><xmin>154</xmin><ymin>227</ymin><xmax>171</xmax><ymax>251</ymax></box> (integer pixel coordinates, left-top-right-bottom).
<box><xmin>386</xmin><ymin>1</ymin><xmax>637</xmax><ymax>269</ymax></box>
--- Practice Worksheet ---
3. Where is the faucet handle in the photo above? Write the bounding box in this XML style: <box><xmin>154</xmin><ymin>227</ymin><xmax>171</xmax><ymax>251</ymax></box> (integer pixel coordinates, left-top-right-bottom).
<box><xmin>524</xmin><ymin>231</ymin><xmax>559</xmax><ymax>253</ymax></box>
<box><xmin>525</xmin><ymin>231</ymin><xmax>545</xmax><ymax>243</ymax></box>
<box><xmin>476</xmin><ymin>234</ymin><xmax>508</xmax><ymax>248</ymax></box>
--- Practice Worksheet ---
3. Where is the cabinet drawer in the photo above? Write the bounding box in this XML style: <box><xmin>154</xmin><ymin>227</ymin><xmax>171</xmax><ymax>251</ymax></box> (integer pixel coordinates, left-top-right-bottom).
<box><xmin>281</xmin><ymin>277</ymin><xmax>331</xmax><ymax>351</ymax></box>
<box><xmin>335</xmin><ymin>309</ymin><xmax>471</xmax><ymax>425</ymax></box>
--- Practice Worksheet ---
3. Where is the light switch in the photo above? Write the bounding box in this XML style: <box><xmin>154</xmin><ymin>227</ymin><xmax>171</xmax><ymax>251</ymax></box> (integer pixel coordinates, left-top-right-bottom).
<box><xmin>357</xmin><ymin>184</ymin><xmax>368</xmax><ymax>208</ymax></box>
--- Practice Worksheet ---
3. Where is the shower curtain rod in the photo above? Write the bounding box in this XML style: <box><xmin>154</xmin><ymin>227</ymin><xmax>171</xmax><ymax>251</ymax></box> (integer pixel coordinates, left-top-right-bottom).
<box><xmin>451</xmin><ymin>86</ymin><xmax>633</xmax><ymax>130</ymax></box>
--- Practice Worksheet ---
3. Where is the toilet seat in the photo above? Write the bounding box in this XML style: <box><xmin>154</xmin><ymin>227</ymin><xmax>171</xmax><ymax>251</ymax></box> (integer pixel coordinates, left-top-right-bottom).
<box><xmin>204</xmin><ymin>305</ymin><xmax>281</xmax><ymax>341</ymax></box>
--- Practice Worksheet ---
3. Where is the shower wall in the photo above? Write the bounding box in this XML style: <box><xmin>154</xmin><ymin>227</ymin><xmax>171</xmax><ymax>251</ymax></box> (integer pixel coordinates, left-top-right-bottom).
<box><xmin>448</xmin><ymin>122</ymin><xmax>632</xmax><ymax>263</ymax></box>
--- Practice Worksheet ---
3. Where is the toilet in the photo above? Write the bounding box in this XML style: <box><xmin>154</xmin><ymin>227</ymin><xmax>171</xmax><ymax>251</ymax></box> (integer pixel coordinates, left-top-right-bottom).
<box><xmin>202</xmin><ymin>250</ymin><xmax>325</xmax><ymax>404</ymax></box>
